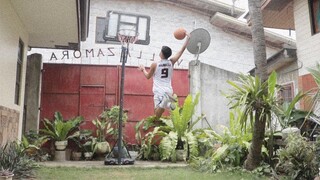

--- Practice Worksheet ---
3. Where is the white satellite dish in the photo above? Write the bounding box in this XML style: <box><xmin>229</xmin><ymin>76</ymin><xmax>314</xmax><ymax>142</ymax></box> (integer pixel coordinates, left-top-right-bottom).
<box><xmin>187</xmin><ymin>28</ymin><xmax>211</xmax><ymax>60</ymax></box>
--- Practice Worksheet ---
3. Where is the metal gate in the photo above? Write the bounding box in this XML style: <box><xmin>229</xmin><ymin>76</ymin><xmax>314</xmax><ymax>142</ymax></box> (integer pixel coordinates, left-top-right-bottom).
<box><xmin>40</xmin><ymin>64</ymin><xmax>189</xmax><ymax>144</ymax></box>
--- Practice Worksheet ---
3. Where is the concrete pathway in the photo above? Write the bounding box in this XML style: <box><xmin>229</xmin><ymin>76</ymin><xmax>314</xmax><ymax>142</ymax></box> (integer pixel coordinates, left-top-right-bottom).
<box><xmin>38</xmin><ymin>160</ymin><xmax>188</xmax><ymax>168</ymax></box>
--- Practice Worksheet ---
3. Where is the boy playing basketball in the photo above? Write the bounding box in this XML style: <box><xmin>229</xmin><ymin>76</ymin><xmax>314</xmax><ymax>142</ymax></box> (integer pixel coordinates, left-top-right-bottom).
<box><xmin>138</xmin><ymin>34</ymin><xmax>190</xmax><ymax>119</ymax></box>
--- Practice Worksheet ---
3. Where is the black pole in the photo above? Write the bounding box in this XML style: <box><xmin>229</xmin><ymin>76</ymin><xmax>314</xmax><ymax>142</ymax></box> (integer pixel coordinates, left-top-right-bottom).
<box><xmin>117</xmin><ymin>45</ymin><xmax>128</xmax><ymax>165</ymax></box>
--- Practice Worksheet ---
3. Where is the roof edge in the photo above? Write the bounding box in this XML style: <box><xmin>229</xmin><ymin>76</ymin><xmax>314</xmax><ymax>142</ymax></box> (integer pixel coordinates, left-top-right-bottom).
<box><xmin>155</xmin><ymin>0</ymin><xmax>246</xmax><ymax>18</ymax></box>
<box><xmin>210</xmin><ymin>12</ymin><xmax>296</xmax><ymax>49</ymax></box>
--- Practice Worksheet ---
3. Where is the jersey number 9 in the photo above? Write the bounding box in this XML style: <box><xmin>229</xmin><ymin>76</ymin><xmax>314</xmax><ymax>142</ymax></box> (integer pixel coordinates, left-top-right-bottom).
<box><xmin>161</xmin><ymin>68</ymin><xmax>168</xmax><ymax>78</ymax></box>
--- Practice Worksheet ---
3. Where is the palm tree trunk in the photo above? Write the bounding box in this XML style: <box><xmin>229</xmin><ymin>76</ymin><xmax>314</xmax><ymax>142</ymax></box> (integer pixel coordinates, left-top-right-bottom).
<box><xmin>244</xmin><ymin>0</ymin><xmax>268</xmax><ymax>170</ymax></box>
<box><xmin>245</xmin><ymin>110</ymin><xmax>267</xmax><ymax>170</ymax></box>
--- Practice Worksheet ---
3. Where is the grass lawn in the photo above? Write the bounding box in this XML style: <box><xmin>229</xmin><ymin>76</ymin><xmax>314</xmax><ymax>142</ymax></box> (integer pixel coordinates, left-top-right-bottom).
<box><xmin>35</xmin><ymin>166</ymin><xmax>268</xmax><ymax>180</ymax></box>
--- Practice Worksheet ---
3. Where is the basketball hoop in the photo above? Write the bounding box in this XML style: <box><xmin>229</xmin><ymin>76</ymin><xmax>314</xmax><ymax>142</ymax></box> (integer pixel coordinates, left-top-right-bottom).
<box><xmin>109</xmin><ymin>29</ymin><xmax>139</xmax><ymax>166</ymax></box>
<box><xmin>118</xmin><ymin>29</ymin><xmax>139</xmax><ymax>46</ymax></box>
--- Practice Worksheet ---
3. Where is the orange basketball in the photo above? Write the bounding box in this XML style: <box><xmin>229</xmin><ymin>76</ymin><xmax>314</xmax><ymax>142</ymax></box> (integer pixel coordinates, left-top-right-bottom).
<box><xmin>174</xmin><ymin>28</ymin><xmax>186</xmax><ymax>40</ymax></box>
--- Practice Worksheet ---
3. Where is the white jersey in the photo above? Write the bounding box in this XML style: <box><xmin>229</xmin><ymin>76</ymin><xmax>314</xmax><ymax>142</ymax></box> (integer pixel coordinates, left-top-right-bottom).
<box><xmin>153</xmin><ymin>59</ymin><xmax>173</xmax><ymax>95</ymax></box>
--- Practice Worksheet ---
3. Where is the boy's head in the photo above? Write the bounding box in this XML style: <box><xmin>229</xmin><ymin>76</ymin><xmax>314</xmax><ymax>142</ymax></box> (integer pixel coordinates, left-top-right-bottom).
<box><xmin>161</xmin><ymin>46</ymin><xmax>172</xmax><ymax>59</ymax></box>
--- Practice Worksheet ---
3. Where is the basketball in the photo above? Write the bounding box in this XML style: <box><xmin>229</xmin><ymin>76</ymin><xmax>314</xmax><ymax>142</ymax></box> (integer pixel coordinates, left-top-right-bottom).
<box><xmin>173</xmin><ymin>28</ymin><xmax>186</xmax><ymax>40</ymax></box>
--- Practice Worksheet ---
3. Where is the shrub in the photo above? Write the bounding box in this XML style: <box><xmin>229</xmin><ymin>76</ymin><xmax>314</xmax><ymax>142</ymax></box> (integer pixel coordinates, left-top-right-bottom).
<box><xmin>0</xmin><ymin>141</ymin><xmax>37</xmax><ymax>179</ymax></box>
<box><xmin>275</xmin><ymin>134</ymin><xmax>319</xmax><ymax>180</ymax></box>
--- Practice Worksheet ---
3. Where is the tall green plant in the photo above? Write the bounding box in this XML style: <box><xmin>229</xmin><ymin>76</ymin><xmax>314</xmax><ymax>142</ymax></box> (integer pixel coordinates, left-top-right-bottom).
<box><xmin>211</xmin><ymin>109</ymin><xmax>255</xmax><ymax>167</ymax></box>
<box><xmin>92</xmin><ymin>118</ymin><xmax>113</xmax><ymax>142</ymax></box>
<box><xmin>226</xmin><ymin>71</ymin><xmax>278</xmax><ymax>170</ymax></box>
<box><xmin>134</xmin><ymin>116</ymin><xmax>168</xmax><ymax>160</ymax></box>
<box><xmin>274</xmin><ymin>91</ymin><xmax>307</xmax><ymax>129</ymax></box>
<box><xmin>100</xmin><ymin>106</ymin><xmax>128</xmax><ymax>139</ymax></box>
<box><xmin>40</xmin><ymin>112</ymin><xmax>83</xmax><ymax>141</ymax></box>
<box><xmin>226</xmin><ymin>72</ymin><xmax>278</xmax><ymax>131</ymax></box>
<box><xmin>159</xmin><ymin>93</ymin><xmax>202</xmax><ymax>161</ymax></box>
<box><xmin>171</xmin><ymin>93</ymin><xmax>199</xmax><ymax>139</ymax></box>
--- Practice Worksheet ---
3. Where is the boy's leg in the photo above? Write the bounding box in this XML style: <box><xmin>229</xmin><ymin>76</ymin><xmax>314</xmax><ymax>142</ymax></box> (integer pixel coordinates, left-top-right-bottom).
<box><xmin>154</xmin><ymin>94</ymin><xmax>167</xmax><ymax>119</ymax></box>
<box><xmin>165</xmin><ymin>92</ymin><xmax>177</xmax><ymax>102</ymax></box>
<box><xmin>164</xmin><ymin>93</ymin><xmax>177</xmax><ymax>110</ymax></box>
<box><xmin>155</xmin><ymin>107</ymin><xmax>165</xmax><ymax>120</ymax></box>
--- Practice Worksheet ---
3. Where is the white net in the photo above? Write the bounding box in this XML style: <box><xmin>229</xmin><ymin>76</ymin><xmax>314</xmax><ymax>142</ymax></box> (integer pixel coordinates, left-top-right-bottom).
<box><xmin>118</xmin><ymin>29</ymin><xmax>139</xmax><ymax>46</ymax></box>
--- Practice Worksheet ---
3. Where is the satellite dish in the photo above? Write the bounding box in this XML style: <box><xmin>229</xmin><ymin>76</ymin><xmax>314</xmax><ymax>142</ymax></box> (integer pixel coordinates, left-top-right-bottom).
<box><xmin>187</xmin><ymin>28</ymin><xmax>211</xmax><ymax>60</ymax></box>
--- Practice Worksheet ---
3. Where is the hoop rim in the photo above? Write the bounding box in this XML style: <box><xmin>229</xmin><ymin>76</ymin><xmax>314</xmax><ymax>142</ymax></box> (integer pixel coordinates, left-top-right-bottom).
<box><xmin>118</xmin><ymin>29</ymin><xmax>139</xmax><ymax>45</ymax></box>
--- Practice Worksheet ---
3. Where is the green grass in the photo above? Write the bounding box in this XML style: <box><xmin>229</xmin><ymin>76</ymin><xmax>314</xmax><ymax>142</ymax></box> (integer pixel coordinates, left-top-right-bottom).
<box><xmin>35</xmin><ymin>166</ymin><xmax>267</xmax><ymax>180</ymax></box>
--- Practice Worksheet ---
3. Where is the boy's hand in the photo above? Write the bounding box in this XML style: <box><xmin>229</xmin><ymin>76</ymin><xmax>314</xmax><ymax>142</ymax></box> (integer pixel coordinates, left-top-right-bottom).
<box><xmin>138</xmin><ymin>65</ymin><xmax>145</xmax><ymax>72</ymax></box>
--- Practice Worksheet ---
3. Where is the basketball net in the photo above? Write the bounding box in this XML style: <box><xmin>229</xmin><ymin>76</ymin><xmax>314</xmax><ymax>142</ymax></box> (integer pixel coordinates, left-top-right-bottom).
<box><xmin>118</xmin><ymin>29</ymin><xmax>139</xmax><ymax>47</ymax></box>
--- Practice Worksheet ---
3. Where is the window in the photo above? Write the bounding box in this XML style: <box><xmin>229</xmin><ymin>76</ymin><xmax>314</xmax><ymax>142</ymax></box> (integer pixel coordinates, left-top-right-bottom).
<box><xmin>279</xmin><ymin>83</ymin><xmax>294</xmax><ymax>104</ymax></box>
<box><xmin>15</xmin><ymin>39</ymin><xmax>24</xmax><ymax>105</ymax></box>
<box><xmin>103</xmin><ymin>11</ymin><xmax>150</xmax><ymax>45</ymax></box>
<box><xmin>309</xmin><ymin>0</ymin><xmax>320</xmax><ymax>34</ymax></box>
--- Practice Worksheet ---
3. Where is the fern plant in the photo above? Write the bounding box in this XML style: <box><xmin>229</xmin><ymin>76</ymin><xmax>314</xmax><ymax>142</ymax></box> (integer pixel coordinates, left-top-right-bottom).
<box><xmin>159</xmin><ymin>93</ymin><xmax>202</xmax><ymax>162</ymax></box>
<box><xmin>210</xmin><ymin>108</ymin><xmax>254</xmax><ymax>167</ymax></box>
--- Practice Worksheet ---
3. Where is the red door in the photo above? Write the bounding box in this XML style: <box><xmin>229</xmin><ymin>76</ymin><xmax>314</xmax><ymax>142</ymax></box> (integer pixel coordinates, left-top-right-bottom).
<box><xmin>40</xmin><ymin>64</ymin><xmax>189</xmax><ymax>145</ymax></box>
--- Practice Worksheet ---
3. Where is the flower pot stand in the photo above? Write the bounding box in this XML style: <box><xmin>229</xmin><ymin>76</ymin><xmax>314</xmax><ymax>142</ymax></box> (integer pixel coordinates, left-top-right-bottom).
<box><xmin>0</xmin><ymin>174</ymin><xmax>14</xmax><ymax>180</ymax></box>
<box><xmin>54</xmin><ymin>150</ymin><xmax>66</xmax><ymax>161</ymax></box>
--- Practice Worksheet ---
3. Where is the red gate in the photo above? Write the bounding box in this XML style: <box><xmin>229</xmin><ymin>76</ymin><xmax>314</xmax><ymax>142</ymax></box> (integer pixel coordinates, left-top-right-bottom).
<box><xmin>40</xmin><ymin>64</ymin><xmax>189</xmax><ymax>144</ymax></box>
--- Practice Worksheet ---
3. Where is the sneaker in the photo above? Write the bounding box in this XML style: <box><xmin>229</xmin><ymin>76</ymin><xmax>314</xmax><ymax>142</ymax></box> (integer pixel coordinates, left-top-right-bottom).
<box><xmin>169</xmin><ymin>102</ymin><xmax>176</xmax><ymax>111</ymax></box>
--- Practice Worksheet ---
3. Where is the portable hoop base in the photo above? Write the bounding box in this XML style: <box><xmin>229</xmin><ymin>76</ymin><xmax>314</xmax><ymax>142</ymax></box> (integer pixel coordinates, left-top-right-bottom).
<box><xmin>104</xmin><ymin>139</ymin><xmax>134</xmax><ymax>165</ymax></box>
<box><xmin>104</xmin><ymin>158</ymin><xmax>135</xmax><ymax>165</ymax></box>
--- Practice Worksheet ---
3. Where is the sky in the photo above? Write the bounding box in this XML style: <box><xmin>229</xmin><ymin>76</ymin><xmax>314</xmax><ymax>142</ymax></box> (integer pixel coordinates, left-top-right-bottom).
<box><xmin>221</xmin><ymin>0</ymin><xmax>296</xmax><ymax>39</ymax></box>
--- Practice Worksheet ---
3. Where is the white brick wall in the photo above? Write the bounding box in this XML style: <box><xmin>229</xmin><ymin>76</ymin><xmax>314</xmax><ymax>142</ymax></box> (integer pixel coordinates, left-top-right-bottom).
<box><xmin>294</xmin><ymin>0</ymin><xmax>320</xmax><ymax>76</ymax></box>
<box><xmin>30</xmin><ymin>0</ymin><xmax>278</xmax><ymax>74</ymax></box>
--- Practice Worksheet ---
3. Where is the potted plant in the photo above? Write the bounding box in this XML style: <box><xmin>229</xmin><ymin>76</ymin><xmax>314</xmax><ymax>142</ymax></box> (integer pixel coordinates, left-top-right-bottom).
<box><xmin>70</xmin><ymin>130</ymin><xmax>92</xmax><ymax>161</ymax></box>
<box><xmin>92</xmin><ymin>118</ymin><xmax>112</xmax><ymax>155</ymax></box>
<box><xmin>20</xmin><ymin>131</ymin><xmax>49</xmax><ymax>161</ymax></box>
<box><xmin>100</xmin><ymin>106</ymin><xmax>128</xmax><ymax>140</ymax></box>
<box><xmin>83</xmin><ymin>136</ymin><xmax>97</xmax><ymax>160</ymax></box>
<box><xmin>40</xmin><ymin>111</ymin><xmax>83</xmax><ymax>161</ymax></box>
<box><xmin>0</xmin><ymin>168</ymin><xmax>14</xmax><ymax>180</ymax></box>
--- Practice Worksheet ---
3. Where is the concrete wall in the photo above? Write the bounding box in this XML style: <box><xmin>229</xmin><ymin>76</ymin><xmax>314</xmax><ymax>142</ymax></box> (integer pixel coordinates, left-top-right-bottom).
<box><xmin>189</xmin><ymin>60</ymin><xmax>238</xmax><ymax>132</ymax></box>
<box><xmin>189</xmin><ymin>60</ymin><xmax>299</xmax><ymax>132</ymax></box>
<box><xmin>23</xmin><ymin>54</ymin><xmax>42</xmax><ymax>133</ymax></box>
<box><xmin>30</xmin><ymin>0</ymin><xmax>278</xmax><ymax>74</ymax></box>
<box><xmin>0</xmin><ymin>0</ymin><xmax>29</xmax><ymax>144</ymax></box>
<box><xmin>294</xmin><ymin>0</ymin><xmax>320</xmax><ymax>76</ymax></box>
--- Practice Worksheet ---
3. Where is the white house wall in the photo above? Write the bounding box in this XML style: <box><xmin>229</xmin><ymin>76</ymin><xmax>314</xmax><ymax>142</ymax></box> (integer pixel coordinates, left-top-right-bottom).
<box><xmin>30</xmin><ymin>0</ymin><xmax>278</xmax><ymax>74</ymax></box>
<box><xmin>294</xmin><ymin>0</ymin><xmax>320</xmax><ymax>76</ymax></box>
<box><xmin>0</xmin><ymin>0</ymin><xmax>29</xmax><ymax>142</ymax></box>
<box><xmin>189</xmin><ymin>61</ymin><xmax>239</xmax><ymax>131</ymax></box>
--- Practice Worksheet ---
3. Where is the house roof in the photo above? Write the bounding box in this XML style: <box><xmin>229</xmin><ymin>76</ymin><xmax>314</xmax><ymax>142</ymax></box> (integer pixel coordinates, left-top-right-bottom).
<box><xmin>156</xmin><ymin>0</ymin><xmax>245</xmax><ymax>18</ymax></box>
<box><xmin>210</xmin><ymin>12</ymin><xmax>296</xmax><ymax>49</ymax></box>
<box><xmin>11</xmin><ymin>0</ymin><xmax>90</xmax><ymax>50</ymax></box>
<box><xmin>245</xmin><ymin>0</ymin><xmax>294</xmax><ymax>30</ymax></box>
<box><xmin>249</xmin><ymin>46</ymin><xmax>297</xmax><ymax>75</ymax></box>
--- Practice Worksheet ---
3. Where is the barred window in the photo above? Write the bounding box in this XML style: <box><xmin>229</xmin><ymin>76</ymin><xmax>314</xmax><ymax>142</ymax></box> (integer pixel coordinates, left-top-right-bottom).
<box><xmin>309</xmin><ymin>0</ymin><xmax>320</xmax><ymax>34</ymax></box>
<box><xmin>15</xmin><ymin>39</ymin><xmax>24</xmax><ymax>105</ymax></box>
<box><xmin>279</xmin><ymin>83</ymin><xmax>294</xmax><ymax>104</ymax></box>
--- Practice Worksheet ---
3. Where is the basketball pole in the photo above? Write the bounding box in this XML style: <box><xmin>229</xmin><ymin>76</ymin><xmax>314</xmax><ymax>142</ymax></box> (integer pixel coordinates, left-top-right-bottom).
<box><xmin>117</xmin><ymin>43</ymin><xmax>128</xmax><ymax>165</ymax></box>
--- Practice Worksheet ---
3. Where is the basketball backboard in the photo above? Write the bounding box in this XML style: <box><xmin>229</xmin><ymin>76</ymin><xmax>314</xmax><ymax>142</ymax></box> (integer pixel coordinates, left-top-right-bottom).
<box><xmin>103</xmin><ymin>11</ymin><xmax>150</xmax><ymax>45</ymax></box>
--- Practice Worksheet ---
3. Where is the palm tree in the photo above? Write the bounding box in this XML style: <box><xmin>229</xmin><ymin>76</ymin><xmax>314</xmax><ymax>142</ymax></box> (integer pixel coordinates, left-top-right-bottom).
<box><xmin>245</xmin><ymin>0</ymin><xmax>268</xmax><ymax>170</ymax></box>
